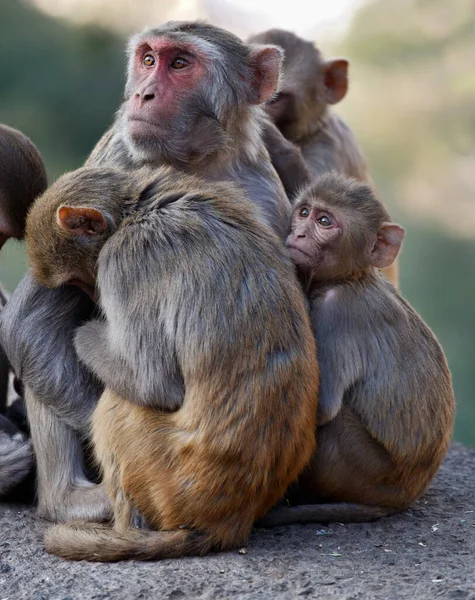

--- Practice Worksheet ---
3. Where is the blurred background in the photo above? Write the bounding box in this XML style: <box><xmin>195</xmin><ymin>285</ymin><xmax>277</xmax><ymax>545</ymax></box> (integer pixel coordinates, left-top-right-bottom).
<box><xmin>0</xmin><ymin>0</ymin><xmax>473</xmax><ymax>447</ymax></box>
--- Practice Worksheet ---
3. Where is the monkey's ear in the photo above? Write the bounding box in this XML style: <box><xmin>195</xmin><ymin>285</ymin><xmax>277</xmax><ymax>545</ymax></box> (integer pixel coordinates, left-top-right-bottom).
<box><xmin>370</xmin><ymin>223</ymin><xmax>405</xmax><ymax>269</ymax></box>
<box><xmin>323</xmin><ymin>59</ymin><xmax>349</xmax><ymax>105</ymax></box>
<box><xmin>56</xmin><ymin>206</ymin><xmax>108</xmax><ymax>236</ymax></box>
<box><xmin>248</xmin><ymin>45</ymin><xmax>283</xmax><ymax>104</ymax></box>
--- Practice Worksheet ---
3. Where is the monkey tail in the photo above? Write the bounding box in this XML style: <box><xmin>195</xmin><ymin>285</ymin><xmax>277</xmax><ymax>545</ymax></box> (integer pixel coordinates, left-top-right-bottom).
<box><xmin>255</xmin><ymin>503</ymin><xmax>398</xmax><ymax>527</ymax></box>
<box><xmin>44</xmin><ymin>522</ymin><xmax>214</xmax><ymax>562</ymax></box>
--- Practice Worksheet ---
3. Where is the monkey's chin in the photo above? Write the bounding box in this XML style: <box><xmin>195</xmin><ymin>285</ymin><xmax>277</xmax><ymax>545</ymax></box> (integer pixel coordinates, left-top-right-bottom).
<box><xmin>128</xmin><ymin>118</ymin><xmax>164</xmax><ymax>139</ymax></box>
<box><xmin>286</xmin><ymin>245</ymin><xmax>314</xmax><ymax>268</ymax></box>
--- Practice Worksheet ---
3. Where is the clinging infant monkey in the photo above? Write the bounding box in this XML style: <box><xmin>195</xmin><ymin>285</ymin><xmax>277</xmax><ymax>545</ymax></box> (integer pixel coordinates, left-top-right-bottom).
<box><xmin>26</xmin><ymin>166</ymin><xmax>319</xmax><ymax>561</ymax></box>
<box><xmin>260</xmin><ymin>172</ymin><xmax>455</xmax><ymax>527</ymax></box>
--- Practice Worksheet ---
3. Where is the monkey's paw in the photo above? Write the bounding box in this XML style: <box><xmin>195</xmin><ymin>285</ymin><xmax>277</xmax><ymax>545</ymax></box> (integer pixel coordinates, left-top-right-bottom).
<box><xmin>0</xmin><ymin>431</ymin><xmax>34</xmax><ymax>497</ymax></box>
<box><xmin>38</xmin><ymin>482</ymin><xmax>112</xmax><ymax>523</ymax></box>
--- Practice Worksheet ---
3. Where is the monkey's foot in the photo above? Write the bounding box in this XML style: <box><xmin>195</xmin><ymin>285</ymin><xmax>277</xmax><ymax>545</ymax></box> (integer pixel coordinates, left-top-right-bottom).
<box><xmin>38</xmin><ymin>482</ymin><xmax>112</xmax><ymax>523</ymax></box>
<box><xmin>0</xmin><ymin>431</ymin><xmax>33</xmax><ymax>496</ymax></box>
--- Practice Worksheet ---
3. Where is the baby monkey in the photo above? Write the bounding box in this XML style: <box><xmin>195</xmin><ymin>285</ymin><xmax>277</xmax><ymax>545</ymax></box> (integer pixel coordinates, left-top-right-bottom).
<box><xmin>260</xmin><ymin>173</ymin><xmax>455</xmax><ymax>526</ymax></box>
<box><xmin>26</xmin><ymin>166</ymin><xmax>318</xmax><ymax>561</ymax></box>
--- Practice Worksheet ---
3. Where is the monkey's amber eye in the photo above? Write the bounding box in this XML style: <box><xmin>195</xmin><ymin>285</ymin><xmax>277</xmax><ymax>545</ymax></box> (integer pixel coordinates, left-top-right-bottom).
<box><xmin>298</xmin><ymin>207</ymin><xmax>310</xmax><ymax>218</ymax></box>
<box><xmin>143</xmin><ymin>54</ymin><xmax>156</xmax><ymax>67</ymax></box>
<box><xmin>171</xmin><ymin>57</ymin><xmax>190</xmax><ymax>69</ymax></box>
<box><xmin>317</xmin><ymin>215</ymin><xmax>333</xmax><ymax>227</ymax></box>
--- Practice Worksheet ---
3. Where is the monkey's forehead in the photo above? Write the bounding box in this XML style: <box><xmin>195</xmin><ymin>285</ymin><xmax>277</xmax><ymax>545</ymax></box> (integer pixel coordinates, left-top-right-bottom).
<box><xmin>127</xmin><ymin>22</ymin><xmax>246</xmax><ymax>61</ymax></box>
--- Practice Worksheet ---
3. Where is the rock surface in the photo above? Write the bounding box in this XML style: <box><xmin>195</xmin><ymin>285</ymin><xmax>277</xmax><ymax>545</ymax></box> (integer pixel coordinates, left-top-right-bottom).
<box><xmin>0</xmin><ymin>443</ymin><xmax>474</xmax><ymax>600</ymax></box>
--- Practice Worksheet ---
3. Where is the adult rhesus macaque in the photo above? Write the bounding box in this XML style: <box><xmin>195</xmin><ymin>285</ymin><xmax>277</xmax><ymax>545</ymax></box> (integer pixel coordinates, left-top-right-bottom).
<box><xmin>258</xmin><ymin>173</ymin><xmax>455</xmax><ymax>527</ymax></box>
<box><xmin>24</xmin><ymin>165</ymin><xmax>318</xmax><ymax>561</ymax></box>
<box><xmin>0</xmin><ymin>124</ymin><xmax>47</xmax><ymax>497</ymax></box>
<box><xmin>248</xmin><ymin>29</ymin><xmax>399</xmax><ymax>286</ymax></box>
<box><xmin>0</xmin><ymin>21</ymin><xmax>317</xmax><ymax>523</ymax></box>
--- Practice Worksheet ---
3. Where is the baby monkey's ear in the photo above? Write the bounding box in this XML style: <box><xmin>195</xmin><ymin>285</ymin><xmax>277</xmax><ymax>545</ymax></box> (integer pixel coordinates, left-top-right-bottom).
<box><xmin>56</xmin><ymin>206</ymin><xmax>108</xmax><ymax>236</ymax></box>
<box><xmin>370</xmin><ymin>223</ymin><xmax>405</xmax><ymax>269</ymax></box>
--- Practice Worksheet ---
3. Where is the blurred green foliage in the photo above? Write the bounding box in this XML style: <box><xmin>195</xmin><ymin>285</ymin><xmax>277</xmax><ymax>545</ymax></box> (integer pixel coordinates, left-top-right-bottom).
<box><xmin>335</xmin><ymin>0</ymin><xmax>475</xmax><ymax>446</ymax></box>
<box><xmin>0</xmin><ymin>0</ymin><xmax>473</xmax><ymax>446</ymax></box>
<box><xmin>0</xmin><ymin>0</ymin><xmax>125</xmax><ymax>177</ymax></box>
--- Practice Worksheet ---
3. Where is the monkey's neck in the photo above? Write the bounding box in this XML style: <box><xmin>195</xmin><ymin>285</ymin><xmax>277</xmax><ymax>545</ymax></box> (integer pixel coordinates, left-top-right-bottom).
<box><xmin>302</xmin><ymin>267</ymin><xmax>374</xmax><ymax>298</ymax></box>
<box><xmin>283</xmin><ymin>107</ymin><xmax>329</xmax><ymax>144</ymax></box>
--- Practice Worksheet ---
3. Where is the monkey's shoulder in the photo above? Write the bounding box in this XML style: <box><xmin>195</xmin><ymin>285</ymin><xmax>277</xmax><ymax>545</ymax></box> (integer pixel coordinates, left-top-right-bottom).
<box><xmin>86</xmin><ymin>124</ymin><xmax>134</xmax><ymax>170</ymax></box>
<box><xmin>301</xmin><ymin>112</ymin><xmax>367</xmax><ymax>179</ymax></box>
<box><xmin>310</xmin><ymin>275</ymin><xmax>435</xmax><ymax>349</ymax></box>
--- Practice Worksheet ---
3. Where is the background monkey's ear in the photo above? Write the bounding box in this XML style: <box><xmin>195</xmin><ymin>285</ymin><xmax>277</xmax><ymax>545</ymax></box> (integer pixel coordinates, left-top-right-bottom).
<box><xmin>248</xmin><ymin>45</ymin><xmax>283</xmax><ymax>104</ymax></box>
<box><xmin>56</xmin><ymin>206</ymin><xmax>108</xmax><ymax>236</ymax></box>
<box><xmin>322</xmin><ymin>59</ymin><xmax>349</xmax><ymax>105</ymax></box>
<box><xmin>370</xmin><ymin>223</ymin><xmax>405</xmax><ymax>269</ymax></box>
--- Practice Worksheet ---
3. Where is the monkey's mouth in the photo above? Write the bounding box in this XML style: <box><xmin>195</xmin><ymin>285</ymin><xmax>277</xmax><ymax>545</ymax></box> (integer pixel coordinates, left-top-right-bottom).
<box><xmin>286</xmin><ymin>243</ymin><xmax>313</xmax><ymax>260</ymax></box>
<box><xmin>128</xmin><ymin>117</ymin><xmax>163</xmax><ymax>134</ymax></box>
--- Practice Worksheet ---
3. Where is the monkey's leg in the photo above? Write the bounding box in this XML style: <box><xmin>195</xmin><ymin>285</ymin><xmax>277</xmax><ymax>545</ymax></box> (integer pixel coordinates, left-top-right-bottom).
<box><xmin>257</xmin><ymin>408</ymin><xmax>405</xmax><ymax>527</ymax></box>
<box><xmin>26</xmin><ymin>388</ymin><xmax>111</xmax><ymax>523</ymax></box>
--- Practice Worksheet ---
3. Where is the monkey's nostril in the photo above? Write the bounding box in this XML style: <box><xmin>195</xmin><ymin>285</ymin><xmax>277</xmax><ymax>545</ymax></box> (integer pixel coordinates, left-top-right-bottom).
<box><xmin>143</xmin><ymin>93</ymin><xmax>155</xmax><ymax>102</ymax></box>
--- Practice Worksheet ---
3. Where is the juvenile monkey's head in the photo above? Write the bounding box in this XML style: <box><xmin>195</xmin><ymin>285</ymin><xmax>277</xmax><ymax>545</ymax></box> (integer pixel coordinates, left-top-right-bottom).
<box><xmin>0</xmin><ymin>124</ymin><xmax>47</xmax><ymax>248</ymax></box>
<box><xmin>26</xmin><ymin>167</ymin><xmax>136</xmax><ymax>297</ymax></box>
<box><xmin>248</xmin><ymin>29</ymin><xmax>349</xmax><ymax>141</ymax></box>
<box><xmin>286</xmin><ymin>173</ymin><xmax>405</xmax><ymax>282</ymax></box>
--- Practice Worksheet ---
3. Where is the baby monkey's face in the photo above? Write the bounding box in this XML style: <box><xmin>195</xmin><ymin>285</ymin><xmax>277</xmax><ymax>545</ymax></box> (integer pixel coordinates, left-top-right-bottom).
<box><xmin>286</xmin><ymin>198</ymin><xmax>344</xmax><ymax>280</ymax></box>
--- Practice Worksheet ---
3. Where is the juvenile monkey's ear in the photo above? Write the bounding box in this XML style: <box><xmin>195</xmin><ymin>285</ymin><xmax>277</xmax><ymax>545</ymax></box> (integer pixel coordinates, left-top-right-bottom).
<box><xmin>248</xmin><ymin>45</ymin><xmax>283</xmax><ymax>104</ymax></box>
<box><xmin>323</xmin><ymin>59</ymin><xmax>349</xmax><ymax>105</ymax></box>
<box><xmin>56</xmin><ymin>206</ymin><xmax>108</xmax><ymax>236</ymax></box>
<box><xmin>370</xmin><ymin>223</ymin><xmax>405</xmax><ymax>269</ymax></box>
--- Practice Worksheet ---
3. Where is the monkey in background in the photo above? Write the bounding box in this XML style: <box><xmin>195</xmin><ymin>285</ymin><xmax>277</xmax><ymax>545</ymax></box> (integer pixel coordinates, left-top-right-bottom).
<box><xmin>259</xmin><ymin>173</ymin><xmax>455</xmax><ymax>527</ymax></box>
<box><xmin>248</xmin><ymin>29</ymin><xmax>399</xmax><ymax>286</ymax></box>
<box><xmin>0</xmin><ymin>21</ymin><xmax>312</xmax><ymax>523</ymax></box>
<box><xmin>248</xmin><ymin>29</ymin><xmax>369</xmax><ymax>182</ymax></box>
<box><xmin>25</xmin><ymin>165</ymin><xmax>318</xmax><ymax>561</ymax></box>
<box><xmin>0</xmin><ymin>124</ymin><xmax>46</xmax><ymax>497</ymax></box>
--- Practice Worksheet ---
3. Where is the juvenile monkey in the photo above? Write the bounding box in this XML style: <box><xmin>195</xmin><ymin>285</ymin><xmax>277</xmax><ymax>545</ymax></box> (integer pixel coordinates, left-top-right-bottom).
<box><xmin>248</xmin><ymin>29</ymin><xmax>398</xmax><ymax>286</ymax></box>
<box><xmin>0</xmin><ymin>124</ymin><xmax>46</xmax><ymax>496</ymax></box>
<box><xmin>259</xmin><ymin>173</ymin><xmax>455</xmax><ymax>526</ymax></box>
<box><xmin>0</xmin><ymin>21</ymin><xmax>308</xmax><ymax>522</ymax></box>
<box><xmin>248</xmin><ymin>29</ymin><xmax>368</xmax><ymax>182</ymax></box>
<box><xmin>25</xmin><ymin>166</ymin><xmax>318</xmax><ymax>561</ymax></box>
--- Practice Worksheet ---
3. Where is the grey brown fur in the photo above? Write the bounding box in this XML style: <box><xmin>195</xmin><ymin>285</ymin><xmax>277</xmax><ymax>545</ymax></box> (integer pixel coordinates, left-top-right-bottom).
<box><xmin>259</xmin><ymin>173</ymin><xmax>455</xmax><ymax>526</ymax></box>
<box><xmin>25</xmin><ymin>165</ymin><xmax>318</xmax><ymax>561</ymax></box>
<box><xmin>0</xmin><ymin>124</ymin><xmax>47</xmax><ymax>497</ymax></box>
<box><xmin>248</xmin><ymin>29</ymin><xmax>369</xmax><ymax>182</ymax></box>
<box><xmin>0</xmin><ymin>21</ymin><xmax>300</xmax><ymax>521</ymax></box>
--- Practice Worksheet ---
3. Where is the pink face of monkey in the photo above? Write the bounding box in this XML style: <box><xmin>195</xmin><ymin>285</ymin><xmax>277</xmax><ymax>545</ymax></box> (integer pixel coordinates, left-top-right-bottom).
<box><xmin>126</xmin><ymin>37</ymin><xmax>208</xmax><ymax>139</ymax></box>
<box><xmin>121</xmin><ymin>24</ymin><xmax>283</xmax><ymax>160</ymax></box>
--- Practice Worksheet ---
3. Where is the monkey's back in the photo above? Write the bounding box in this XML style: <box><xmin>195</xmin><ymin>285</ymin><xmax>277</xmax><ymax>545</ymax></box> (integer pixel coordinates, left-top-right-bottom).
<box><xmin>96</xmin><ymin>180</ymin><xmax>318</xmax><ymax>545</ymax></box>
<box><xmin>300</xmin><ymin>112</ymin><xmax>370</xmax><ymax>183</ymax></box>
<box><xmin>312</xmin><ymin>273</ymin><xmax>454</xmax><ymax>494</ymax></box>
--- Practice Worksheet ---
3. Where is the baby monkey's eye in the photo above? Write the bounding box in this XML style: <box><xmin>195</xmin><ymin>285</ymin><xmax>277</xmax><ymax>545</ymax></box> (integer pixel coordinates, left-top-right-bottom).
<box><xmin>171</xmin><ymin>57</ymin><xmax>190</xmax><ymax>69</ymax></box>
<box><xmin>143</xmin><ymin>53</ymin><xmax>156</xmax><ymax>68</ymax></box>
<box><xmin>298</xmin><ymin>206</ymin><xmax>310</xmax><ymax>218</ymax></box>
<box><xmin>317</xmin><ymin>215</ymin><xmax>333</xmax><ymax>227</ymax></box>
